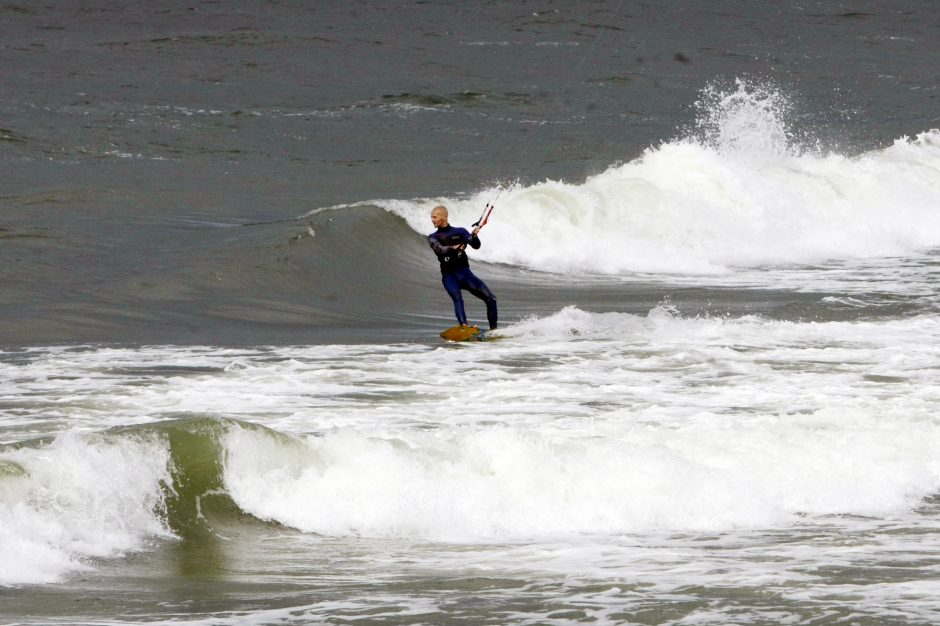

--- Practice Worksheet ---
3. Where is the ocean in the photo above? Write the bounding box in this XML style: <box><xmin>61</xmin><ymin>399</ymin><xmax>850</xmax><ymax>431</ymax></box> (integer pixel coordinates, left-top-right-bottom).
<box><xmin>3</xmin><ymin>1</ymin><xmax>940</xmax><ymax>624</ymax></box>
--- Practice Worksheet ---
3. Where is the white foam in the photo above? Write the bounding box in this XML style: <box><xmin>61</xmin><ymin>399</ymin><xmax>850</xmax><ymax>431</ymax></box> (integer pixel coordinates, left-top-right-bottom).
<box><xmin>214</xmin><ymin>308</ymin><xmax>940</xmax><ymax>541</ymax></box>
<box><xmin>0</xmin><ymin>433</ymin><xmax>172</xmax><ymax>585</ymax></box>
<box><xmin>222</xmin><ymin>407</ymin><xmax>940</xmax><ymax>541</ymax></box>
<box><xmin>5</xmin><ymin>308</ymin><xmax>940</xmax><ymax>555</ymax></box>
<box><xmin>383</xmin><ymin>81</ymin><xmax>940</xmax><ymax>275</ymax></box>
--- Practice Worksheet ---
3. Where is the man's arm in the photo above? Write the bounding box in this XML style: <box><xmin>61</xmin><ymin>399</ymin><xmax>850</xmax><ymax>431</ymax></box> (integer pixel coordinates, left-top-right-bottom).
<box><xmin>465</xmin><ymin>227</ymin><xmax>481</xmax><ymax>250</ymax></box>
<box><xmin>428</xmin><ymin>234</ymin><xmax>451</xmax><ymax>256</ymax></box>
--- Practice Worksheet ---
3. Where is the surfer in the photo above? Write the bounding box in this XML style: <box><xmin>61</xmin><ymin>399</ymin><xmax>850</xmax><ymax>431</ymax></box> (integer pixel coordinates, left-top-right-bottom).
<box><xmin>428</xmin><ymin>205</ymin><xmax>498</xmax><ymax>330</ymax></box>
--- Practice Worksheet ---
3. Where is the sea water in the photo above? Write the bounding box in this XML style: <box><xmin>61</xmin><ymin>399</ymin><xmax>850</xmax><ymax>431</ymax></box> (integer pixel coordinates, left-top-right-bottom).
<box><xmin>3</xmin><ymin>2</ymin><xmax>940</xmax><ymax>625</ymax></box>
<box><xmin>3</xmin><ymin>305</ymin><xmax>940</xmax><ymax>622</ymax></box>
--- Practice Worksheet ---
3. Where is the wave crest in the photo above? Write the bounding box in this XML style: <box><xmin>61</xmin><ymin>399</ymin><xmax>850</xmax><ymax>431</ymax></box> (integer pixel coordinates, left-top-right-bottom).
<box><xmin>384</xmin><ymin>81</ymin><xmax>940</xmax><ymax>275</ymax></box>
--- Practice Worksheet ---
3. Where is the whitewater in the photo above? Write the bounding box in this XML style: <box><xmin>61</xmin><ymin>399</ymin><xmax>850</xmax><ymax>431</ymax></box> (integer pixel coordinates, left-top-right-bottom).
<box><xmin>4</xmin><ymin>302</ymin><xmax>940</xmax><ymax>621</ymax></box>
<box><xmin>385</xmin><ymin>83</ymin><xmax>940</xmax><ymax>280</ymax></box>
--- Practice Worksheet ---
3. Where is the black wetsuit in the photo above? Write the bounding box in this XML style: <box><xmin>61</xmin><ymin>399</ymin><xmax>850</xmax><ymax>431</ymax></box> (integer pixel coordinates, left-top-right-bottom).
<box><xmin>428</xmin><ymin>225</ymin><xmax>498</xmax><ymax>330</ymax></box>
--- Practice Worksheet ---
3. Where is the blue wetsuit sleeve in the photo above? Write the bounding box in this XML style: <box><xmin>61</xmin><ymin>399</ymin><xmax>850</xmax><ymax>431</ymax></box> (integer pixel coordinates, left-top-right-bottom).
<box><xmin>428</xmin><ymin>234</ymin><xmax>449</xmax><ymax>256</ymax></box>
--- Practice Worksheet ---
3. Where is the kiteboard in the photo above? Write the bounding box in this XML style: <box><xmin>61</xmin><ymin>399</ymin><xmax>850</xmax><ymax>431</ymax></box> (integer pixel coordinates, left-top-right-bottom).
<box><xmin>440</xmin><ymin>325</ymin><xmax>488</xmax><ymax>342</ymax></box>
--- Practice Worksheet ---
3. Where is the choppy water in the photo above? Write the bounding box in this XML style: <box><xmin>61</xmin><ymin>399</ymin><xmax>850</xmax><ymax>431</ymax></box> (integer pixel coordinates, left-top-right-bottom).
<box><xmin>3</xmin><ymin>2</ymin><xmax>940</xmax><ymax>625</ymax></box>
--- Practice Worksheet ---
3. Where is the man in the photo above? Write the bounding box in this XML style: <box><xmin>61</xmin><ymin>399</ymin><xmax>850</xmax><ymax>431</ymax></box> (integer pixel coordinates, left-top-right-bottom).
<box><xmin>428</xmin><ymin>205</ymin><xmax>498</xmax><ymax>330</ymax></box>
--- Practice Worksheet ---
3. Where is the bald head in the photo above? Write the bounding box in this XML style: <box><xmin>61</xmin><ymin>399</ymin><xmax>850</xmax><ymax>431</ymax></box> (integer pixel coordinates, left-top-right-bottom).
<box><xmin>430</xmin><ymin>205</ymin><xmax>449</xmax><ymax>229</ymax></box>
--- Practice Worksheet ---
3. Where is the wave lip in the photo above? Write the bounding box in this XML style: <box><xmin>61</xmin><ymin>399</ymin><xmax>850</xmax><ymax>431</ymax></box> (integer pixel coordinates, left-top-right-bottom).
<box><xmin>0</xmin><ymin>432</ymin><xmax>172</xmax><ymax>585</ymax></box>
<box><xmin>0</xmin><ymin>417</ymin><xmax>275</xmax><ymax>586</ymax></box>
<box><xmin>223</xmin><ymin>414</ymin><xmax>940</xmax><ymax>542</ymax></box>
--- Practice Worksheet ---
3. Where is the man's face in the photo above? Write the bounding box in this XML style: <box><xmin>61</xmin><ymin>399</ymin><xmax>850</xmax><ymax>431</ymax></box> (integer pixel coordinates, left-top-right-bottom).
<box><xmin>430</xmin><ymin>209</ymin><xmax>448</xmax><ymax>228</ymax></box>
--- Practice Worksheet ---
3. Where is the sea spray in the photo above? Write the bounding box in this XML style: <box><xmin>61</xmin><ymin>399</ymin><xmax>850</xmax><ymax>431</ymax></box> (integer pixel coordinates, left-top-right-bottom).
<box><xmin>382</xmin><ymin>81</ymin><xmax>940</xmax><ymax>274</ymax></box>
<box><xmin>693</xmin><ymin>78</ymin><xmax>800</xmax><ymax>159</ymax></box>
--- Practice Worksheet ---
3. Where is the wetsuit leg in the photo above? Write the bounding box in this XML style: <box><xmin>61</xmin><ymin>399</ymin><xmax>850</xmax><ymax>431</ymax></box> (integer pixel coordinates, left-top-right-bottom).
<box><xmin>441</xmin><ymin>273</ymin><xmax>468</xmax><ymax>326</ymax></box>
<box><xmin>459</xmin><ymin>270</ymin><xmax>498</xmax><ymax>330</ymax></box>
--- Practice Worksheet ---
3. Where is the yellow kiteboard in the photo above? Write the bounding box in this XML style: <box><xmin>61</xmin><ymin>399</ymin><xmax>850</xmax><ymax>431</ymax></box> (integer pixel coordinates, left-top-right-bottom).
<box><xmin>440</xmin><ymin>325</ymin><xmax>487</xmax><ymax>342</ymax></box>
